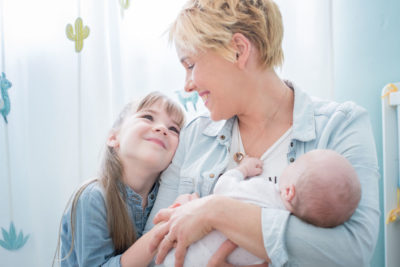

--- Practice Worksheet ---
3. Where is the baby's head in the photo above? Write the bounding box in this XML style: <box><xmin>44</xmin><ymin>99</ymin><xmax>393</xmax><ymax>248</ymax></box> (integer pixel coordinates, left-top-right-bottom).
<box><xmin>279</xmin><ymin>149</ymin><xmax>361</xmax><ymax>228</ymax></box>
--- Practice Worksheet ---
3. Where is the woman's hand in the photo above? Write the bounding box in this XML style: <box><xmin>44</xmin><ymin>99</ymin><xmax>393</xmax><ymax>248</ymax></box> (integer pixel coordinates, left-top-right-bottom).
<box><xmin>149</xmin><ymin>195</ymin><xmax>216</xmax><ymax>266</ymax></box>
<box><xmin>207</xmin><ymin>239</ymin><xmax>237</xmax><ymax>267</ymax></box>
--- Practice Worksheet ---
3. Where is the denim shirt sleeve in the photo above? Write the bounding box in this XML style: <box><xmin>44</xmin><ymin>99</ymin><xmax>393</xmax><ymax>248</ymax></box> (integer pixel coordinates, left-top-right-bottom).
<box><xmin>72</xmin><ymin>185</ymin><xmax>122</xmax><ymax>266</ymax></box>
<box><xmin>262</xmin><ymin>103</ymin><xmax>380</xmax><ymax>267</ymax></box>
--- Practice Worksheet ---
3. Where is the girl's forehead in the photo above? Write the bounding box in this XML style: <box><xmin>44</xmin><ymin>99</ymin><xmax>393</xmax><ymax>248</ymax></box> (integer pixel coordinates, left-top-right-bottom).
<box><xmin>139</xmin><ymin>99</ymin><xmax>165</xmax><ymax>111</ymax></box>
<box><xmin>140</xmin><ymin>100</ymin><xmax>181</xmax><ymax>120</ymax></box>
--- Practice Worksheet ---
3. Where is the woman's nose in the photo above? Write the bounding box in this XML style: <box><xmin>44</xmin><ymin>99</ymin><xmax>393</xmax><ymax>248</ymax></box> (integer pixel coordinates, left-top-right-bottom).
<box><xmin>184</xmin><ymin>78</ymin><xmax>196</xmax><ymax>93</ymax></box>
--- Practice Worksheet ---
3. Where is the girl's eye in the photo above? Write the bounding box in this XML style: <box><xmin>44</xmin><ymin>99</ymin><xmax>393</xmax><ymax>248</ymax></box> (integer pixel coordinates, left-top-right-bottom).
<box><xmin>187</xmin><ymin>63</ymin><xmax>194</xmax><ymax>70</ymax></box>
<box><xmin>169</xmin><ymin>126</ymin><xmax>180</xmax><ymax>134</ymax></box>
<box><xmin>142</xmin><ymin>114</ymin><xmax>153</xmax><ymax>121</ymax></box>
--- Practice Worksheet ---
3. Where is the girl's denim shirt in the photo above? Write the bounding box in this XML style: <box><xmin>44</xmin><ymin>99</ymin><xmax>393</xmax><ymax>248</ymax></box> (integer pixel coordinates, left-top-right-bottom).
<box><xmin>145</xmin><ymin>83</ymin><xmax>380</xmax><ymax>267</ymax></box>
<box><xmin>61</xmin><ymin>181</ymin><xmax>158</xmax><ymax>266</ymax></box>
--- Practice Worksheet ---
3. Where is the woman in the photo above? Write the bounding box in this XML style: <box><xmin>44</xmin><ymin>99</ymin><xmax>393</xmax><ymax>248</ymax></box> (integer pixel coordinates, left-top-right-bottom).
<box><xmin>146</xmin><ymin>0</ymin><xmax>380</xmax><ymax>266</ymax></box>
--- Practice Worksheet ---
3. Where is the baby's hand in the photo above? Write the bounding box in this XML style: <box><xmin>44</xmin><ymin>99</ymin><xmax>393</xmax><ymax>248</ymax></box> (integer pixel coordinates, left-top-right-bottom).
<box><xmin>237</xmin><ymin>156</ymin><xmax>263</xmax><ymax>178</ymax></box>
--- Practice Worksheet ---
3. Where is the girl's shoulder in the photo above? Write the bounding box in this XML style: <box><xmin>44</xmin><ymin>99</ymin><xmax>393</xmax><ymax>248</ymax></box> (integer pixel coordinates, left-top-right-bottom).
<box><xmin>75</xmin><ymin>179</ymin><xmax>106</xmax><ymax>209</ymax></box>
<box><xmin>61</xmin><ymin>180</ymin><xmax>106</xmax><ymax>227</ymax></box>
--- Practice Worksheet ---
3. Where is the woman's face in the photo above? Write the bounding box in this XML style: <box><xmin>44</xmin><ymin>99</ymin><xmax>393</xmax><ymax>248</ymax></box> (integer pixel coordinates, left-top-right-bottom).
<box><xmin>177</xmin><ymin>47</ymin><xmax>241</xmax><ymax>121</ymax></box>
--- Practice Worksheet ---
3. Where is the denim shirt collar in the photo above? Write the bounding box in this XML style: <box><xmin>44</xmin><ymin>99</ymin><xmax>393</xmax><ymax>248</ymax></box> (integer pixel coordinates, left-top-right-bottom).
<box><xmin>120</xmin><ymin>180</ymin><xmax>159</xmax><ymax>208</ymax></box>
<box><xmin>200</xmin><ymin>81</ymin><xmax>316</xmax><ymax>143</ymax></box>
<box><xmin>202</xmin><ymin>116</ymin><xmax>235</xmax><ymax>138</ymax></box>
<box><xmin>289</xmin><ymin>81</ymin><xmax>316</xmax><ymax>142</ymax></box>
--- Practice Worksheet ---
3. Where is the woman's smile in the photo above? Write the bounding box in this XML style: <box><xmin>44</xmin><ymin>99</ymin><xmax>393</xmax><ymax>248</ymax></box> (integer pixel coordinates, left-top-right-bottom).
<box><xmin>198</xmin><ymin>90</ymin><xmax>210</xmax><ymax>105</ymax></box>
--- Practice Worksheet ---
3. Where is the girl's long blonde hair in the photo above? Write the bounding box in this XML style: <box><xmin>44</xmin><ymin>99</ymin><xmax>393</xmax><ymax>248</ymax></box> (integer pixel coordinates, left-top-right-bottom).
<box><xmin>54</xmin><ymin>92</ymin><xmax>185</xmax><ymax>264</ymax></box>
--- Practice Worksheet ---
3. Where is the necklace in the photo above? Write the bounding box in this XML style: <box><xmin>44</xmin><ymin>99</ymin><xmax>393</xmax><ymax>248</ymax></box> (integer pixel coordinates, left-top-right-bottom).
<box><xmin>233</xmin><ymin>151</ymin><xmax>245</xmax><ymax>163</ymax></box>
<box><xmin>232</xmin><ymin>118</ymin><xmax>246</xmax><ymax>164</ymax></box>
<box><xmin>233</xmin><ymin>86</ymin><xmax>292</xmax><ymax>163</ymax></box>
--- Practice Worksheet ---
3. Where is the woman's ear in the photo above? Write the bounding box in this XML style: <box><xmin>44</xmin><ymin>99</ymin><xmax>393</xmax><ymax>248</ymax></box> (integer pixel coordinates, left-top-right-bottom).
<box><xmin>231</xmin><ymin>33</ymin><xmax>252</xmax><ymax>69</ymax></box>
<box><xmin>106</xmin><ymin>130</ymin><xmax>119</xmax><ymax>148</ymax></box>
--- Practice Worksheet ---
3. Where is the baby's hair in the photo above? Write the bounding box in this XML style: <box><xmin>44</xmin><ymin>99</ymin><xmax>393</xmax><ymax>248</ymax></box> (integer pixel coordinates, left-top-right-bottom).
<box><xmin>53</xmin><ymin>92</ymin><xmax>185</xmax><ymax>264</ymax></box>
<box><xmin>169</xmin><ymin>0</ymin><xmax>284</xmax><ymax>69</ymax></box>
<box><xmin>291</xmin><ymin>150</ymin><xmax>361</xmax><ymax>228</ymax></box>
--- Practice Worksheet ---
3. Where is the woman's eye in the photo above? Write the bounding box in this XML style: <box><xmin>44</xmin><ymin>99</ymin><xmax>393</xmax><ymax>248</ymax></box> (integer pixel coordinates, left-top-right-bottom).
<box><xmin>169</xmin><ymin>126</ymin><xmax>180</xmax><ymax>134</ymax></box>
<box><xmin>142</xmin><ymin>114</ymin><xmax>153</xmax><ymax>121</ymax></box>
<box><xmin>183</xmin><ymin>60</ymin><xmax>194</xmax><ymax>70</ymax></box>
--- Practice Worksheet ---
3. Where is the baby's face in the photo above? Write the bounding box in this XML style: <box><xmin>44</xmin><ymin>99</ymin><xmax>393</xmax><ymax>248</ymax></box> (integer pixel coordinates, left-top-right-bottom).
<box><xmin>279</xmin><ymin>160</ymin><xmax>305</xmax><ymax>189</ymax></box>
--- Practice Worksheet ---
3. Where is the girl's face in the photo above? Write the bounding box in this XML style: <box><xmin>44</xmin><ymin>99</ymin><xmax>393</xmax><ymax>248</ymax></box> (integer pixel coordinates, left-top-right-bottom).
<box><xmin>110</xmin><ymin>100</ymin><xmax>181</xmax><ymax>173</ymax></box>
<box><xmin>177</xmin><ymin>47</ymin><xmax>242</xmax><ymax>121</ymax></box>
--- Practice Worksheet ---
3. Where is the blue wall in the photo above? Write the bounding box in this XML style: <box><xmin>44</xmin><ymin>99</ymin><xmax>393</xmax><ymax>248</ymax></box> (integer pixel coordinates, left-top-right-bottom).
<box><xmin>332</xmin><ymin>0</ymin><xmax>400</xmax><ymax>266</ymax></box>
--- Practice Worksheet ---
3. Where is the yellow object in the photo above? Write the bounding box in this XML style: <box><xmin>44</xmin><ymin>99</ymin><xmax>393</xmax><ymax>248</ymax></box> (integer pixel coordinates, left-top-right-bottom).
<box><xmin>386</xmin><ymin>188</ymin><xmax>400</xmax><ymax>224</ymax></box>
<box><xmin>120</xmin><ymin>0</ymin><xmax>130</xmax><ymax>10</ymax></box>
<box><xmin>381</xmin><ymin>83</ymin><xmax>399</xmax><ymax>99</ymax></box>
<box><xmin>66</xmin><ymin>18</ymin><xmax>90</xmax><ymax>53</ymax></box>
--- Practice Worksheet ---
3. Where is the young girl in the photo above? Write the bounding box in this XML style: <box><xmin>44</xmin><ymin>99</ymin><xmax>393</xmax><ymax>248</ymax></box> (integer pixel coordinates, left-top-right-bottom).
<box><xmin>54</xmin><ymin>92</ymin><xmax>185</xmax><ymax>266</ymax></box>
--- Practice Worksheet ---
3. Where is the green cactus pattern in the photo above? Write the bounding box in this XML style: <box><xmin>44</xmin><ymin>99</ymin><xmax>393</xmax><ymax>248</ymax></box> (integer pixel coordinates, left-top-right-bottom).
<box><xmin>120</xmin><ymin>0</ymin><xmax>130</xmax><ymax>10</ymax></box>
<box><xmin>66</xmin><ymin>17</ymin><xmax>90</xmax><ymax>53</ymax></box>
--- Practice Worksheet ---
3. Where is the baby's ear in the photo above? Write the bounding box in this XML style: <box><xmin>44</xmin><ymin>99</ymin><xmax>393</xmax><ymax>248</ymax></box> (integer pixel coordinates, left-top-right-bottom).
<box><xmin>283</xmin><ymin>184</ymin><xmax>296</xmax><ymax>203</ymax></box>
<box><xmin>106</xmin><ymin>130</ymin><xmax>119</xmax><ymax>148</ymax></box>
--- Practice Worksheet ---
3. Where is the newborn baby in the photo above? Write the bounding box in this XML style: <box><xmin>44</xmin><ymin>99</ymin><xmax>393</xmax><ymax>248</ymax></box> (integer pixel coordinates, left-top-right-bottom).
<box><xmin>164</xmin><ymin>149</ymin><xmax>361</xmax><ymax>266</ymax></box>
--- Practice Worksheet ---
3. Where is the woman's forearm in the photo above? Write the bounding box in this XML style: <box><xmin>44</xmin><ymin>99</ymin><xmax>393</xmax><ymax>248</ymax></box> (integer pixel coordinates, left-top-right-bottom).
<box><xmin>150</xmin><ymin>195</ymin><xmax>270</xmax><ymax>266</ymax></box>
<box><xmin>207</xmin><ymin>195</ymin><xmax>270</xmax><ymax>262</ymax></box>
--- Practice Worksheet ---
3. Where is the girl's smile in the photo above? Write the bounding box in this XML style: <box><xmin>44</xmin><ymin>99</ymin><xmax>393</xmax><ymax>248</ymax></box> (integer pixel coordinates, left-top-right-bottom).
<box><xmin>108</xmin><ymin>100</ymin><xmax>181</xmax><ymax>174</ymax></box>
<box><xmin>145</xmin><ymin>137</ymin><xmax>166</xmax><ymax>149</ymax></box>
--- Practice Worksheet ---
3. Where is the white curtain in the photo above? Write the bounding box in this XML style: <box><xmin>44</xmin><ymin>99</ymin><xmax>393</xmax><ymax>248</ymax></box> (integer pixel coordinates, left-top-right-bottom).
<box><xmin>276</xmin><ymin>0</ymin><xmax>334</xmax><ymax>100</ymax></box>
<box><xmin>0</xmin><ymin>0</ymin><xmax>333</xmax><ymax>265</ymax></box>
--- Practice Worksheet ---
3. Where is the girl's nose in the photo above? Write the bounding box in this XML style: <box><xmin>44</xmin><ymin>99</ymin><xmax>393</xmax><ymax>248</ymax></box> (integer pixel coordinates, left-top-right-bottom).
<box><xmin>153</xmin><ymin>124</ymin><xmax>167</xmax><ymax>135</ymax></box>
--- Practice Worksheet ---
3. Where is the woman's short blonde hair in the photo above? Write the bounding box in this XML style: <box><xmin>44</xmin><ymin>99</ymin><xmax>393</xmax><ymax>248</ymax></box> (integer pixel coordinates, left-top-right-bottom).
<box><xmin>169</xmin><ymin>0</ymin><xmax>284</xmax><ymax>69</ymax></box>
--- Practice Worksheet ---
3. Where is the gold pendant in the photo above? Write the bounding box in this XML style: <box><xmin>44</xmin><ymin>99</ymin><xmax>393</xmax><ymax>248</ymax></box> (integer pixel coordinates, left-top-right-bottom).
<box><xmin>233</xmin><ymin>152</ymin><xmax>245</xmax><ymax>163</ymax></box>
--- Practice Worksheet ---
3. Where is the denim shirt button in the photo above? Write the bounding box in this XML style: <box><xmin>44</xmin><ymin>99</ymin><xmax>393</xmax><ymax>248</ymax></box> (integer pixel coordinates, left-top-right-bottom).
<box><xmin>209</xmin><ymin>173</ymin><xmax>215</xmax><ymax>178</ymax></box>
<box><xmin>289</xmin><ymin>157</ymin><xmax>295</xmax><ymax>163</ymax></box>
<box><xmin>220</xmin><ymin>135</ymin><xmax>226</xmax><ymax>140</ymax></box>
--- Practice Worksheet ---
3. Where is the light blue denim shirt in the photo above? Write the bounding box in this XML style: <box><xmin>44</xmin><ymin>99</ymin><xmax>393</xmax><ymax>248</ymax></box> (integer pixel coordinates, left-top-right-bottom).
<box><xmin>145</xmin><ymin>83</ymin><xmax>380</xmax><ymax>267</ymax></box>
<box><xmin>61</xmin><ymin>180</ymin><xmax>158</xmax><ymax>266</ymax></box>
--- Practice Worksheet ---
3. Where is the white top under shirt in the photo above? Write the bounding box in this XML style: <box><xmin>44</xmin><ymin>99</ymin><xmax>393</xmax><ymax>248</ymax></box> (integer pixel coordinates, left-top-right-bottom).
<box><xmin>214</xmin><ymin>118</ymin><xmax>292</xmax><ymax>209</ymax></box>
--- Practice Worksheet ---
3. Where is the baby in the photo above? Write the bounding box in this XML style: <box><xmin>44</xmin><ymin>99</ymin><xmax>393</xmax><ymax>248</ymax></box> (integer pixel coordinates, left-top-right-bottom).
<box><xmin>163</xmin><ymin>149</ymin><xmax>361</xmax><ymax>266</ymax></box>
